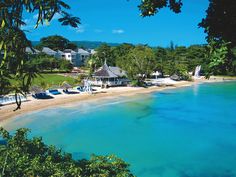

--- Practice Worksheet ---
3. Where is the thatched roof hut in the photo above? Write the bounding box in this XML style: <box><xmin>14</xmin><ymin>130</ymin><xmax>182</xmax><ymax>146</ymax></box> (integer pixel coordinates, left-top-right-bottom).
<box><xmin>93</xmin><ymin>63</ymin><xmax>126</xmax><ymax>79</ymax></box>
<box><xmin>30</xmin><ymin>86</ymin><xmax>44</xmax><ymax>94</ymax></box>
<box><xmin>61</xmin><ymin>82</ymin><xmax>73</xmax><ymax>90</ymax></box>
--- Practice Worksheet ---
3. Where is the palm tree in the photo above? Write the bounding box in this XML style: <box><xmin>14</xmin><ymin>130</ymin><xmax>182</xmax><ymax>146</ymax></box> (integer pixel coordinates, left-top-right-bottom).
<box><xmin>0</xmin><ymin>0</ymin><xmax>80</xmax><ymax>110</ymax></box>
<box><xmin>58</xmin><ymin>13</ymin><xmax>81</xmax><ymax>28</ymax></box>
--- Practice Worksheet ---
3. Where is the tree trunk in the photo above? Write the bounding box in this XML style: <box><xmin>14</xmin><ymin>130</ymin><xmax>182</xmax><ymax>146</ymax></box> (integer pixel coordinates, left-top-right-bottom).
<box><xmin>13</xmin><ymin>93</ymin><xmax>22</xmax><ymax>111</ymax></box>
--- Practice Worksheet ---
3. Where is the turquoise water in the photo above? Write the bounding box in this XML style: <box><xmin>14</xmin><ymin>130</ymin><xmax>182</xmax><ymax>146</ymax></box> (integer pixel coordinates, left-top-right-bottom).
<box><xmin>2</xmin><ymin>82</ymin><xmax>236</xmax><ymax>177</ymax></box>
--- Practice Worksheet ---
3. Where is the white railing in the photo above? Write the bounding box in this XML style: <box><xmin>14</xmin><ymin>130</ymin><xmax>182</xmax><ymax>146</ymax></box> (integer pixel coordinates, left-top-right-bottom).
<box><xmin>90</xmin><ymin>79</ymin><xmax>128</xmax><ymax>86</ymax></box>
<box><xmin>0</xmin><ymin>95</ymin><xmax>27</xmax><ymax>106</ymax></box>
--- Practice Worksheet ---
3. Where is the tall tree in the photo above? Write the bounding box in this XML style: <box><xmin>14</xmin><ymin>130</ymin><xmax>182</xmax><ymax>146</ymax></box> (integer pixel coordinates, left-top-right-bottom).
<box><xmin>38</xmin><ymin>35</ymin><xmax>70</xmax><ymax>51</ymax></box>
<box><xmin>186</xmin><ymin>45</ymin><xmax>207</xmax><ymax>72</ymax></box>
<box><xmin>138</xmin><ymin>0</ymin><xmax>236</xmax><ymax>76</ymax></box>
<box><xmin>113</xmin><ymin>43</ymin><xmax>134</xmax><ymax>67</ymax></box>
<box><xmin>199</xmin><ymin>0</ymin><xmax>236</xmax><ymax>46</ymax></box>
<box><xmin>154</xmin><ymin>47</ymin><xmax>168</xmax><ymax>76</ymax></box>
<box><xmin>138</xmin><ymin>0</ymin><xmax>183</xmax><ymax>17</ymax></box>
<box><xmin>139</xmin><ymin>0</ymin><xmax>236</xmax><ymax>47</ymax></box>
<box><xmin>0</xmin><ymin>1</ymin><xmax>80</xmax><ymax>110</ymax></box>
<box><xmin>205</xmin><ymin>39</ymin><xmax>232</xmax><ymax>77</ymax></box>
<box><xmin>96</xmin><ymin>44</ymin><xmax>115</xmax><ymax>66</ymax></box>
<box><xmin>123</xmin><ymin>45</ymin><xmax>157</xmax><ymax>82</ymax></box>
<box><xmin>86</xmin><ymin>54</ymin><xmax>100</xmax><ymax>75</ymax></box>
<box><xmin>37</xmin><ymin>35</ymin><xmax>78</xmax><ymax>51</ymax></box>
<box><xmin>66</xmin><ymin>42</ymin><xmax>78</xmax><ymax>50</ymax></box>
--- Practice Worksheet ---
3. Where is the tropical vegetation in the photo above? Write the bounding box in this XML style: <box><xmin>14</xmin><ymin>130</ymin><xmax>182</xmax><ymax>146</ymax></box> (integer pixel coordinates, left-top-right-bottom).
<box><xmin>1</xmin><ymin>0</ymin><xmax>236</xmax><ymax>175</ymax></box>
<box><xmin>138</xmin><ymin>0</ymin><xmax>236</xmax><ymax>77</ymax></box>
<box><xmin>28</xmin><ymin>53</ymin><xmax>73</xmax><ymax>73</ymax></box>
<box><xmin>0</xmin><ymin>128</ymin><xmax>134</xmax><ymax>177</ymax></box>
<box><xmin>0</xmin><ymin>0</ymin><xmax>80</xmax><ymax>110</ymax></box>
<box><xmin>86</xmin><ymin>42</ymin><xmax>236</xmax><ymax>83</ymax></box>
<box><xmin>10</xmin><ymin>74</ymin><xmax>77</xmax><ymax>90</ymax></box>
<box><xmin>35</xmin><ymin>35</ymin><xmax>78</xmax><ymax>51</ymax></box>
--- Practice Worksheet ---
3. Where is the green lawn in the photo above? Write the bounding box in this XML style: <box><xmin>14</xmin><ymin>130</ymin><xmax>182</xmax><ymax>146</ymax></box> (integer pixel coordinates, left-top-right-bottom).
<box><xmin>32</xmin><ymin>74</ymin><xmax>78</xmax><ymax>89</ymax></box>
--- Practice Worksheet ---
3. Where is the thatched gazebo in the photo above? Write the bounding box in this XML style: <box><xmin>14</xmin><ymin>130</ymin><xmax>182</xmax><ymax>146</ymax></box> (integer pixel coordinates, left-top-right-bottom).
<box><xmin>30</xmin><ymin>86</ymin><xmax>44</xmax><ymax>94</ymax></box>
<box><xmin>61</xmin><ymin>82</ymin><xmax>73</xmax><ymax>91</ymax></box>
<box><xmin>92</xmin><ymin>62</ymin><xmax>128</xmax><ymax>87</ymax></box>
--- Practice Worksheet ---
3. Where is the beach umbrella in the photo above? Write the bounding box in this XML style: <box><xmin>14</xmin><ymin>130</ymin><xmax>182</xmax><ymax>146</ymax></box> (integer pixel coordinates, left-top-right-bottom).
<box><xmin>170</xmin><ymin>74</ymin><xmax>180</xmax><ymax>81</ymax></box>
<box><xmin>30</xmin><ymin>86</ymin><xmax>44</xmax><ymax>94</ymax></box>
<box><xmin>152</xmin><ymin>71</ymin><xmax>161</xmax><ymax>79</ymax></box>
<box><xmin>61</xmin><ymin>82</ymin><xmax>73</xmax><ymax>90</ymax></box>
<box><xmin>49</xmin><ymin>85</ymin><xmax>60</xmax><ymax>90</ymax></box>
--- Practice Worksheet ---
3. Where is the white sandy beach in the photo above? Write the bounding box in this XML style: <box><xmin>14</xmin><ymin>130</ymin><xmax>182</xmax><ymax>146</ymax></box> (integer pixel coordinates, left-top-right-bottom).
<box><xmin>0</xmin><ymin>77</ymin><xmax>235</xmax><ymax>123</ymax></box>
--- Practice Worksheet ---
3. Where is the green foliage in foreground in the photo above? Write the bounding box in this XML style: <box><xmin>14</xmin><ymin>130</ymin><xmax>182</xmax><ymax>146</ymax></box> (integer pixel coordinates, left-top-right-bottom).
<box><xmin>0</xmin><ymin>127</ymin><xmax>134</xmax><ymax>177</ymax></box>
<box><xmin>0</xmin><ymin>0</ymin><xmax>80</xmax><ymax>110</ymax></box>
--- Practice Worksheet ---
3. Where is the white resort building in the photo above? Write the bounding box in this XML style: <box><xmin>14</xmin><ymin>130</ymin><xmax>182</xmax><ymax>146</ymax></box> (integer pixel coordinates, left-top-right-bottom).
<box><xmin>55</xmin><ymin>50</ymin><xmax>64</xmax><ymax>59</ymax></box>
<box><xmin>63</xmin><ymin>49</ymin><xmax>78</xmax><ymax>65</ymax></box>
<box><xmin>75</xmin><ymin>48</ymin><xmax>90</xmax><ymax>64</ymax></box>
<box><xmin>42</xmin><ymin>47</ymin><xmax>58</xmax><ymax>56</ymax></box>
<box><xmin>1</xmin><ymin>47</ymin><xmax>94</xmax><ymax>67</ymax></box>
<box><xmin>25</xmin><ymin>47</ymin><xmax>40</xmax><ymax>54</ymax></box>
<box><xmin>62</xmin><ymin>48</ymin><xmax>90</xmax><ymax>66</ymax></box>
<box><xmin>91</xmin><ymin>63</ymin><xmax>130</xmax><ymax>87</ymax></box>
<box><xmin>33</xmin><ymin>47</ymin><xmax>93</xmax><ymax>67</ymax></box>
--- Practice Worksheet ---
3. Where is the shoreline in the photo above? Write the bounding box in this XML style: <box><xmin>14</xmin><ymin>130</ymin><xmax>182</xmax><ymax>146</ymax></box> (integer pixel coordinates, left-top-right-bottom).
<box><xmin>0</xmin><ymin>78</ymin><xmax>235</xmax><ymax>124</ymax></box>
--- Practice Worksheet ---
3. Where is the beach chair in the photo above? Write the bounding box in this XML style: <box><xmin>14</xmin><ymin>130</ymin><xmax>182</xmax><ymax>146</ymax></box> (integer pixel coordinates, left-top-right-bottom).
<box><xmin>33</xmin><ymin>92</ymin><xmax>53</xmax><ymax>99</ymax></box>
<box><xmin>63</xmin><ymin>89</ymin><xmax>80</xmax><ymax>94</ymax></box>
<box><xmin>48</xmin><ymin>89</ymin><xmax>61</xmax><ymax>95</ymax></box>
<box><xmin>77</xmin><ymin>86</ymin><xmax>85</xmax><ymax>92</ymax></box>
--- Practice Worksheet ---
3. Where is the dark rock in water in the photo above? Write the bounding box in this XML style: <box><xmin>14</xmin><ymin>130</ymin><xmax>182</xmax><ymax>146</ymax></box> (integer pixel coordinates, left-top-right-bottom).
<box><xmin>170</xmin><ymin>74</ymin><xmax>180</xmax><ymax>81</ymax></box>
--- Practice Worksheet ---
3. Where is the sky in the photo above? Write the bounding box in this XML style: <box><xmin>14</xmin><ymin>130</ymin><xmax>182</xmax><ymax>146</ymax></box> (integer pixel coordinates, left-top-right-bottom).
<box><xmin>23</xmin><ymin>0</ymin><xmax>209</xmax><ymax>47</ymax></box>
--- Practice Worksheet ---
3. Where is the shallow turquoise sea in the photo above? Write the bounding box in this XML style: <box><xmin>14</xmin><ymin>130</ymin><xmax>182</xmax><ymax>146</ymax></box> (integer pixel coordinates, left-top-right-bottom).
<box><xmin>2</xmin><ymin>82</ymin><xmax>236</xmax><ymax>177</ymax></box>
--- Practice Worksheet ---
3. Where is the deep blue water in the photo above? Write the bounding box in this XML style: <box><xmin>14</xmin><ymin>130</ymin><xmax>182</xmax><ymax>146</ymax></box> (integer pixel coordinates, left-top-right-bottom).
<box><xmin>2</xmin><ymin>82</ymin><xmax>236</xmax><ymax>177</ymax></box>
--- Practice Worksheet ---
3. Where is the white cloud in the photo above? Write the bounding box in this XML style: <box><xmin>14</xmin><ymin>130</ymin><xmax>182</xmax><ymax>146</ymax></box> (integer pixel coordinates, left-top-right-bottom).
<box><xmin>21</xmin><ymin>25</ymin><xmax>35</xmax><ymax>30</ymax></box>
<box><xmin>76</xmin><ymin>25</ymin><xmax>85</xmax><ymax>33</ymax></box>
<box><xmin>112</xmin><ymin>29</ymin><xmax>124</xmax><ymax>34</ymax></box>
<box><xmin>68</xmin><ymin>25</ymin><xmax>85</xmax><ymax>33</ymax></box>
<box><xmin>76</xmin><ymin>28</ymin><xmax>85</xmax><ymax>33</ymax></box>
<box><xmin>52</xmin><ymin>13</ymin><xmax>61</xmax><ymax>20</ymax></box>
<box><xmin>22</xmin><ymin>13</ymin><xmax>61</xmax><ymax>31</ymax></box>
<box><xmin>94</xmin><ymin>29</ymin><xmax>103</xmax><ymax>33</ymax></box>
<box><xmin>23</xmin><ymin>19</ymin><xmax>30</xmax><ymax>23</ymax></box>
<box><xmin>33</xmin><ymin>14</ymin><xmax>38</xmax><ymax>19</ymax></box>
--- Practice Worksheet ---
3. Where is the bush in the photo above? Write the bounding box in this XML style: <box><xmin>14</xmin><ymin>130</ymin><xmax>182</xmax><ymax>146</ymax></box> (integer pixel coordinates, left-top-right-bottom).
<box><xmin>77</xmin><ymin>74</ymin><xmax>88</xmax><ymax>84</ymax></box>
<box><xmin>181</xmin><ymin>73</ymin><xmax>192</xmax><ymax>81</ymax></box>
<box><xmin>39</xmin><ymin>81</ymin><xmax>48</xmax><ymax>90</ymax></box>
<box><xmin>130</xmin><ymin>79</ymin><xmax>147</xmax><ymax>87</ymax></box>
<box><xmin>0</xmin><ymin>127</ymin><xmax>134</xmax><ymax>177</ymax></box>
<box><xmin>59</xmin><ymin>59</ymin><xmax>73</xmax><ymax>72</ymax></box>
